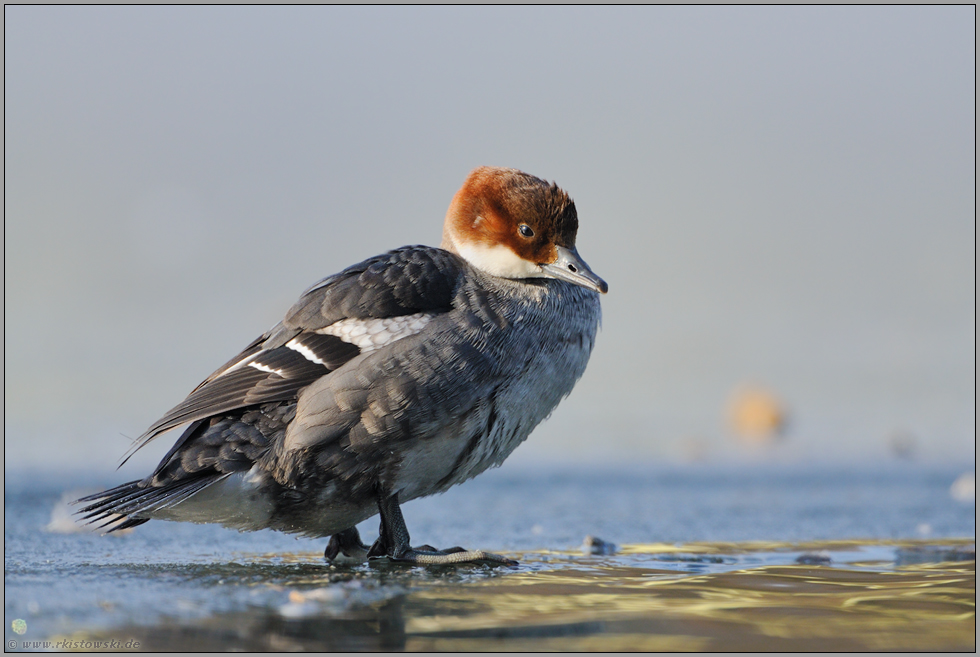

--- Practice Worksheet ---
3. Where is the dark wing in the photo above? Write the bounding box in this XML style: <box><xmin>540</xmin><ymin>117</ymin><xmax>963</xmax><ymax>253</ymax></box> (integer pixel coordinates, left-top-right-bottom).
<box><xmin>120</xmin><ymin>246</ymin><xmax>463</xmax><ymax>463</ymax></box>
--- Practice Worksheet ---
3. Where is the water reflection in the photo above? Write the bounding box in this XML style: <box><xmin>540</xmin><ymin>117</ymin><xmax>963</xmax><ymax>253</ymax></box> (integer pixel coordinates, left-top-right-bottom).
<box><xmin>46</xmin><ymin>539</ymin><xmax>974</xmax><ymax>652</ymax></box>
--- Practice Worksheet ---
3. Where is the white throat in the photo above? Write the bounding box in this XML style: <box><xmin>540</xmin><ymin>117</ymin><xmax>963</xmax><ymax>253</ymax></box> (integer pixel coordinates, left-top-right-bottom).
<box><xmin>455</xmin><ymin>241</ymin><xmax>543</xmax><ymax>279</ymax></box>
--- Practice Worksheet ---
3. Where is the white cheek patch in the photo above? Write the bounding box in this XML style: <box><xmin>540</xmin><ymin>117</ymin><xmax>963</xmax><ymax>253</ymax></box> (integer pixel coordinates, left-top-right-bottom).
<box><xmin>456</xmin><ymin>242</ymin><xmax>543</xmax><ymax>279</ymax></box>
<box><xmin>317</xmin><ymin>312</ymin><xmax>435</xmax><ymax>351</ymax></box>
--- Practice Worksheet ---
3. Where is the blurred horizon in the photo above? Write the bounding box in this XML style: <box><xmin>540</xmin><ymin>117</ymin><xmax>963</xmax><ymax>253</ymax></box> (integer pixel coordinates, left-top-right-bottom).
<box><xmin>4</xmin><ymin>6</ymin><xmax>975</xmax><ymax>476</ymax></box>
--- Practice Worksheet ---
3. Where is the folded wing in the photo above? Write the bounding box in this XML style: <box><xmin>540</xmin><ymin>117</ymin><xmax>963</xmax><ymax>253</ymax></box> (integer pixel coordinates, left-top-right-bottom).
<box><xmin>120</xmin><ymin>246</ymin><xmax>464</xmax><ymax>464</ymax></box>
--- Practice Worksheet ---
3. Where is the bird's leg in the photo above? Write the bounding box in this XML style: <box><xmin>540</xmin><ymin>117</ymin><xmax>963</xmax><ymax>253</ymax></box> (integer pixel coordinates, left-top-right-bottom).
<box><xmin>367</xmin><ymin>490</ymin><xmax>518</xmax><ymax>566</ymax></box>
<box><xmin>324</xmin><ymin>527</ymin><xmax>370</xmax><ymax>563</ymax></box>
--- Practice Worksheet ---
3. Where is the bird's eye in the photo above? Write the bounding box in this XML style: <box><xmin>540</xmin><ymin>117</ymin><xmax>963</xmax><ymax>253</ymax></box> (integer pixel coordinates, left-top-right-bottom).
<box><xmin>518</xmin><ymin>224</ymin><xmax>534</xmax><ymax>238</ymax></box>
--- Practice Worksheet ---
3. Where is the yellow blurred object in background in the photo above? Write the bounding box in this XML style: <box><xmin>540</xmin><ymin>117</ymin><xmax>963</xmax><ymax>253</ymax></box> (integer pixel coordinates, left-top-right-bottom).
<box><xmin>727</xmin><ymin>385</ymin><xmax>787</xmax><ymax>445</ymax></box>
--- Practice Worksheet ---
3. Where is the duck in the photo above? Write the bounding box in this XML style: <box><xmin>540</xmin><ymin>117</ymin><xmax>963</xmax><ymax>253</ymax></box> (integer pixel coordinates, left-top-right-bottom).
<box><xmin>78</xmin><ymin>166</ymin><xmax>607</xmax><ymax>566</ymax></box>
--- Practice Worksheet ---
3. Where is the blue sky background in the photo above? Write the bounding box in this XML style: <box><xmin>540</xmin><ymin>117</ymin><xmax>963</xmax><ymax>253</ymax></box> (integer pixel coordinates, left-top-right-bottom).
<box><xmin>4</xmin><ymin>6</ymin><xmax>975</xmax><ymax>475</ymax></box>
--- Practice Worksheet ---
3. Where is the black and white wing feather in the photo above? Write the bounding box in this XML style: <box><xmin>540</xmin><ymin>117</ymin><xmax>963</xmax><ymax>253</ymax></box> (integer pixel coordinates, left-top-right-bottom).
<box><xmin>120</xmin><ymin>246</ymin><xmax>463</xmax><ymax>463</ymax></box>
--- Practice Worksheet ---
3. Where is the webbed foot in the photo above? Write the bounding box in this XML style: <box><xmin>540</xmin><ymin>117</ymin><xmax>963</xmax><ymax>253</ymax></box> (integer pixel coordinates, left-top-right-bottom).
<box><xmin>367</xmin><ymin>490</ymin><xmax>518</xmax><ymax>566</ymax></box>
<box><xmin>390</xmin><ymin>546</ymin><xmax>517</xmax><ymax>566</ymax></box>
<box><xmin>324</xmin><ymin>527</ymin><xmax>370</xmax><ymax>563</ymax></box>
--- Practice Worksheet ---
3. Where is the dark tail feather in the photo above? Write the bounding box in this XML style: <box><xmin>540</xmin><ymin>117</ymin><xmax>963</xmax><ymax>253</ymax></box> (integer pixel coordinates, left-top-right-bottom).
<box><xmin>108</xmin><ymin>517</ymin><xmax>151</xmax><ymax>532</ymax></box>
<box><xmin>74</xmin><ymin>475</ymin><xmax>224</xmax><ymax>532</ymax></box>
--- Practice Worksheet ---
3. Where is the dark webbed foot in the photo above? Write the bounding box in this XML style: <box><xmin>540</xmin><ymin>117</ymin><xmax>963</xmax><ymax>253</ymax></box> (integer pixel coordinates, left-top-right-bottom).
<box><xmin>391</xmin><ymin>546</ymin><xmax>517</xmax><ymax>566</ymax></box>
<box><xmin>324</xmin><ymin>527</ymin><xmax>370</xmax><ymax>563</ymax></box>
<box><xmin>368</xmin><ymin>491</ymin><xmax>518</xmax><ymax>567</ymax></box>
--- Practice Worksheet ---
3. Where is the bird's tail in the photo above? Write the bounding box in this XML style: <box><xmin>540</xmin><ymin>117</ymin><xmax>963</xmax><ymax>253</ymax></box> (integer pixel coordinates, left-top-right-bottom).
<box><xmin>74</xmin><ymin>476</ymin><xmax>224</xmax><ymax>532</ymax></box>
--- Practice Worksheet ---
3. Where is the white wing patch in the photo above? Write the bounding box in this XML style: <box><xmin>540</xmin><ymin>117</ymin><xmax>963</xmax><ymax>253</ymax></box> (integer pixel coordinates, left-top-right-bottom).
<box><xmin>316</xmin><ymin>312</ymin><xmax>435</xmax><ymax>351</ymax></box>
<box><xmin>248</xmin><ymin>362</ymin><xmax>286</xmax><ymax>376</ymax></box>
<box><xmin>217</xmin><ymin>352</ymin><xmax>260</xmax><ymax>377</ymax></box>
<box><xmin>285</xmin><ymin>337</ymin><xmax>327</xmax><ymax>365</ymax></box>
